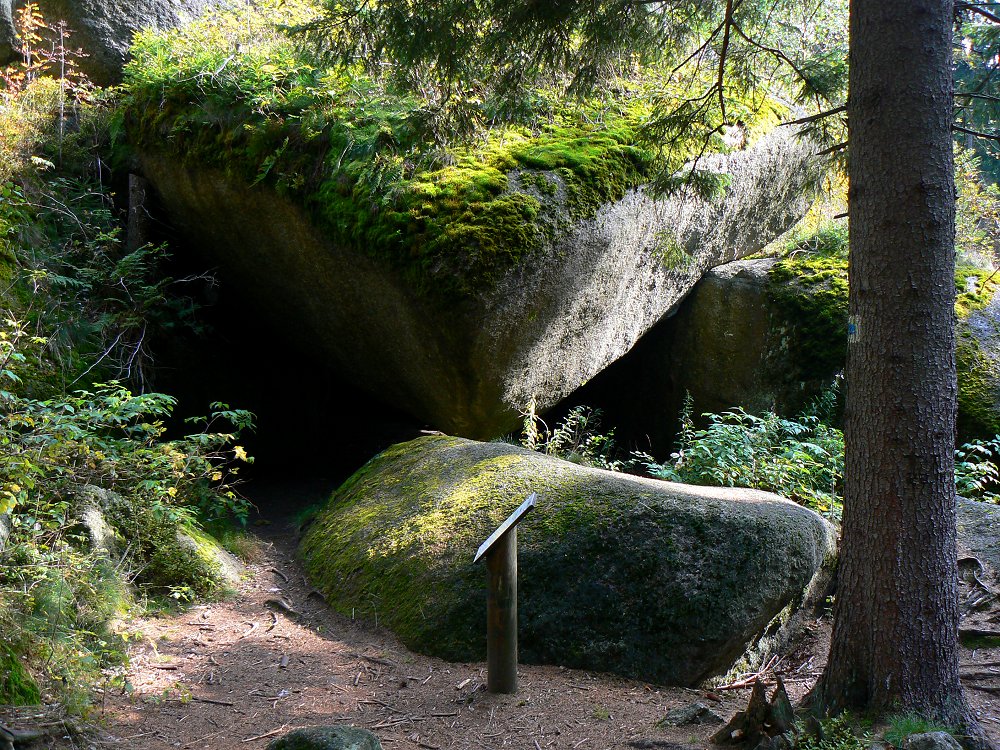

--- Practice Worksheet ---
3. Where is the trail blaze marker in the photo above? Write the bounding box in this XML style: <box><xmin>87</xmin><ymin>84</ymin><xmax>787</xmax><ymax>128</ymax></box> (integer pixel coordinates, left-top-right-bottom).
<box><xmin>474</xmin><ymin>493</ymin><xmax>536</xmax><ymax>694</ymax></box>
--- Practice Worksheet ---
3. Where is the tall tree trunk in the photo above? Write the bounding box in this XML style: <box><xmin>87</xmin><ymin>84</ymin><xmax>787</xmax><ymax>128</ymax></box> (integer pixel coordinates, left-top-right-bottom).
<box><xmin>815</xmin><ymin>0</ymin><xmax>981</xmax><ymax>729</ymax></box>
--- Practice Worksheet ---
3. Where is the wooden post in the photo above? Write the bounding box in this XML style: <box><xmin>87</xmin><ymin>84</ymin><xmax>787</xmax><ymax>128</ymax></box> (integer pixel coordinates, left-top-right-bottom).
<box><xmin>474</xmin><ymin>493</ymin><xmax>536</xmax><ymax>695</ymax></box>
<box><xmin>127</xmin><ymin>174</ymin><xmax>152</xmax><ymax>253</ymax></box>
<box><xmin>486</xmin><ymin>527</ymin><xmax>518</xmax><ymax>694</ymax></box>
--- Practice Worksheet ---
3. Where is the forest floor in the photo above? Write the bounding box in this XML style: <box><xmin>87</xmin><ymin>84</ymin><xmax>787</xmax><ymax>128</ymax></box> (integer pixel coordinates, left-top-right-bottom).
<box><xmin>4</xmin><ymin>481</ymin><xmax>1000</xmax><ymax>750</ymax></box>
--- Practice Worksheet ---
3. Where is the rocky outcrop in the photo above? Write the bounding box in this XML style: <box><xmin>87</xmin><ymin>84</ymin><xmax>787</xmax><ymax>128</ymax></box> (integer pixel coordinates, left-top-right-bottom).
<box><xmin>299</xmin><ymin>435</ymin><xmax>837</xmax><ymax>686</ymax></box>
<box><xmin>141</xmin><ymin>129</ymin><xmax>818</xmax><ymax>438</ymax></box>
<box><xmin>0</xmin><ymin>1</ymin><xmax>12</xmax><ymax>65</ymax></box>
<box><xmin>662</xmin><ymin>257</ymin><xmax>817</xmax><ymax>419</ymax></box>
<box><xmin>1</xmin><ymin>0</ymin><xmax>225</xmax><ymax>82</ymax></box>
<box><xmin>957</xmin><ymin>290</ymin><xmax>1000</xmax><ymax>438</ymax></box>
<box><xmin>584</xmin><ymin>256</ymin><xmax>1000</xmax><ymax>449</ymax></box>
<box><xmin>74</xmin><ymin>484</ymin><xmax>244</xmax><ymax>593</ymax></box>
<box><xmin>957</xmin><ymin>497</ymin><xmax>1000</xmax><ymax>584</ymax></box>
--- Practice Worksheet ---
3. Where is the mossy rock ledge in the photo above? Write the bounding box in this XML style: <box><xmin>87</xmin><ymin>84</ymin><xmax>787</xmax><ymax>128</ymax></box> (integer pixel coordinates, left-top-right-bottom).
<box><xmin>299</xmin><ymin>435</ymin><xmax>837</xmax><ymax>686</ymax></box>
<box><xmin>137</xmin><ymin>128</ymin><xmax>816</xmax><ymax>438</ymax></box>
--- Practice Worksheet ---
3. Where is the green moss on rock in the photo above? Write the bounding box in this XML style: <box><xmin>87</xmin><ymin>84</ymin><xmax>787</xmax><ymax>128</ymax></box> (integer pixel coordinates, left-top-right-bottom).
<box><xmin>768</xmin><ymin>254</ymin><xmax>849</xmax><ymax>383</ymax></box>
<box><xmin>120</xmin><ymin>11</ymin><xmax>657</xmax><ymax>300</ymax></box>
<box><xmin>0</xmin><ymin>645</ymin><xmax>40</xmax><ymax>706</ymax></box>
<box><xmin>300</xmin><ymin>435</ymin><xmax>835</xmax><ymax>686</ymax></box>
<box><xmin>769</xmin><ymin>255</ymin><xmax>1000</xmax><ymax>438</ymax></box>
<box><xmin>267</xmin><ymin>726</ymin><xmax>383</xmax><ymax>750</ymax></box>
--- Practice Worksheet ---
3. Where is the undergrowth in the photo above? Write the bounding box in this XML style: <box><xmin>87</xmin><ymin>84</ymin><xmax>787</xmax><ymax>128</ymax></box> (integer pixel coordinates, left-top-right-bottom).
<box><xmin>641</xmin><ymin>390</ymin><xmax>845</xmax><ymax>519</ymax></box>
<box><xmin>525</xmin><ymin>389</ymin><xmax>1000</xmax><ymax>522</ymax></box>
<box><xmin>0</xmin><ymin>7</ymin><xmax>255</xmax><ymax>711</ymax></box>
<box><xmin>882</xmin><ymin>713</ymin><xmax>957</xmax><ymax>747</ymax></box>
<box><xmin>795</xmin><ymin>714</ymin><xmax>871</xmax><ymax>750</ymax></box>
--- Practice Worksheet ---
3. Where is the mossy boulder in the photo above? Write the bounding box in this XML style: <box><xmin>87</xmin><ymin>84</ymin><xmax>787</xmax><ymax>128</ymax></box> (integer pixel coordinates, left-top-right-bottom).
<box><xmin>267</xmin><ymin>727</ymin><xmax>382</xmax><ymax>750</ymax></box>
<box><xmin>78</xmin><ymin>485</ymin><xmax>243</xmax><ymax>597</ymax></box>
<box><xmin>957</xmin><ymin>287</ymin><xmax>1000</xmax><ymax>438</ymax></box>
<box><xmin>137</xmin><ymin>128</ymin><xmax>817</xmax><ymax>438</ymax></box>
<box><xmin>636</xmin><ymin>255</ymin><xmax>1000</xmax><ymax>438</ymax></box>
<box><xmin>300</xmin><ymin>435</ymin><xmax>836</xmax><ymax>686</ymax></box>
<box><xmin>120</xmin><ymin>7</ymin><xmax>819</xmax><ymax>437</ymax></box>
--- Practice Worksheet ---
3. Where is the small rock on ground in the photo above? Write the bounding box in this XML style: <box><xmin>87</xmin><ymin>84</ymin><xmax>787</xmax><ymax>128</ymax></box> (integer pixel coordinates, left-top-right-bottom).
<box><xmin>267</xmin><ymin>726</ymin><xmax>383</xmax><ymax>750</ymax></box>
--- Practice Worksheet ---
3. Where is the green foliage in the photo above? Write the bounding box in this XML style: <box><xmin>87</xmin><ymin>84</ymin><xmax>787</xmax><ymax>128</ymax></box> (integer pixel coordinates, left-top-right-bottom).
<box><xmin>795</xmin><ymin>714</ymin><xmax>871</xmax><ymax>750</ymax></box>
<box><xmin>0</xmin><ymin>11</ymin><xmax>254</xmax><ymax>710</ymax></box>
<box><xmin>0</xmin><ymin>319</ymin><xmax>254</xmax><ymax>707</ymax></box>
<box><xmin>310</xmin><ymin>0</ymin><xmax>849</xmax><ymax>168</ymax></box>
<box><xmin>634</xmin><ymin>389</ymin><xmax>1000</xmax><ymax>518</ymax></box>
<box><xmin>643</xmin><ymin>391</ymin><xmax>845</xmax><ymax>518</ymax></box>
<box><xmin>954</xmin><ymin>13</ymin><xmax>1000</xmax><ymax>180</ymax></box>
<box><xmin>955</xmin><ymin>148</ymin><xmax>1000</xmax><ymax>269</ymax></box>
<box><xmin>520</xmin><ymin>404</ymin><xmax>630</xmax><ymax>472</ymax></box>
<box><xmin>955</xmin><ymin>436</ymin><xmax>1000</xmax><ymax>503</ymax></box>
<box><xmin>883</xmin><ymin>713</ymin><xmax>957</xmax><ymax>747</ymax></box>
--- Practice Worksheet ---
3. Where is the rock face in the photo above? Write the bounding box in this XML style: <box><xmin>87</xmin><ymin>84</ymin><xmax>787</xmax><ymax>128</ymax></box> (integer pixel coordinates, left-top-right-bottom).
<box><xmin>1</xmin><ymin>0</ymin><xmax>224</xmax><ymax>83</ymax></box>
<box><xmin>0</xmin><ymin>1</ymin><xmax>12</xmax><ymax>65</ymax></box>
<box><xmin>957</xmin><ymin>497</ymin><xmax>1000</xmax><ymax>583</ymax></box>
<box><xmin>584</xmin><ymin>256</ymin><xmax>1000</xmax><ymax>450</ymax></box>
<box><xmin>957</xmin><ymin>291</ymin><xmax>1000</xmax><ymax>438</ymax></box>
<box><xmin>300</xmin><ymin>435</ymin><xmax>837</xmax><ymax>686</ymax></box>
<box><xmin>900</xmin><ymin>733</ymin><xmax>963</xmax><ymax>750</ymax></box>
<box><xmin>662</xmin><ymin>257</ymin><xmax>816</xmax><ymax>419</ymax></box>
<box><xmin>142</xmin><ymin>129</ymin><xmax>818</xmax><ymax>438</ymax></box>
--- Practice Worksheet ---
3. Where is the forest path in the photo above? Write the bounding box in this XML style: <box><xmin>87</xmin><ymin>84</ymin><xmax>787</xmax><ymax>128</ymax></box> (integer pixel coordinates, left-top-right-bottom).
<box><xmin>10</xmin><ymin>479</ymin><xmax>1000</xmax><ymax>749</ymax></box>
<box><xmin>93</xmin><ymin>481</ymin><xmax>759</xmax><ymax>750</ymax></box>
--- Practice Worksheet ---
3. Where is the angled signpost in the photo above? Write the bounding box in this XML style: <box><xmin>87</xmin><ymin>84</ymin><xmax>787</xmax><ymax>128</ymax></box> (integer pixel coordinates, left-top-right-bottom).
<box><xmin>474</xmin><ymin>493</ymin><xmax>536</xmax><ymax>694</ymax></box>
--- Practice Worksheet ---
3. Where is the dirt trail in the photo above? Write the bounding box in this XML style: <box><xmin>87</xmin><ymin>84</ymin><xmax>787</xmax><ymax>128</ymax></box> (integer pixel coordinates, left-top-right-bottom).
<box><xmin>96</xmin><ymin>517</ymin><xmax>759</xmax><ymax>750</ymax></box>
<box><xmin>6</xmin><ymin>480</ymin><xmax>1000</xmax><ymax>750</ymax></box>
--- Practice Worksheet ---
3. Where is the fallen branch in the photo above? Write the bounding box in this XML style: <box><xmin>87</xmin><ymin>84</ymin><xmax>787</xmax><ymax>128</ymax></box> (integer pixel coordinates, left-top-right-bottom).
<box><xmin>267</xmin><ymin>567</ymin><xmax>289</xmax><ymax>583</ymax></box>
<box><xmin>961</xmin><ymin>627</ymin><xmax>1000</xmax><ymax>639</ymax></box>
<box><xmin>349</xmin><ymin>652</ymin><xmax>395</xmax><ymax>667</ymax></box>
<box><xmin>242</xmin><ymin>726</ymin><xmax>288</xmax><ymax>743</ymax></box>
<box><xmin>191</xmin><ymin>696</ymin><xmax>234</xmax><ymax>707</ymax></box>
<box><xmin>264</xmin><ymin>599</ymin><xmax>301</xmax><ymax>618</ymax></box>
<box><xmin>967</xmin><ymin>683</ymin><xmax>1000</xmax><ymax>694</ymax></box>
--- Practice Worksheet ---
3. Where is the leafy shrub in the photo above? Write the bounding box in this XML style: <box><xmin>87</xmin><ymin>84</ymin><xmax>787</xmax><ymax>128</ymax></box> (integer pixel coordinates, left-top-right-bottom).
<box><xmin>0</xmin><ymin>318</ymin><xmax>254</xmax><ymax>707</ymax></box>
<box><xmin>641</xmin><ymin>391</ymin><xmax>845</xmax><ymax>518</ymax></box>
<box><xmin>520</xmin><ymin>404</ymin><xmax>631</xmax><ymax>472</ymax></box>
<box><xmin>955</xmin><ymin>147</ymin><xmax>1000</xmax><ymax>270</ymax></box>
<box><xmin>795</xmin><ymin>714</ymin><xmax>872</xmax><ymax>750</ymax></box>
<box><xmin>0</xmin><ymin>7</ymin><xmax>254</xmax><ymax>709</ymax></box>
<box><xmin>955</xmin><ymin>435</ymin><xmax>1000</xmax><ymax>503</ymax></box>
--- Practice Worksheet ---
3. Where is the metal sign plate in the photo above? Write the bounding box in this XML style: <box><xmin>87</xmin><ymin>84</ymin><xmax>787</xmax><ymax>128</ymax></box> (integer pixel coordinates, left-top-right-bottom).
<box><xmin>473</xmin><ymin>493</ymin><xmax>537</xmax><ymax>563</ymax></box>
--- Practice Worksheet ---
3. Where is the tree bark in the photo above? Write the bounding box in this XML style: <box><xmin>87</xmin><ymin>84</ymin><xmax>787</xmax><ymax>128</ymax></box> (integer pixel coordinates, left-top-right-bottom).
<box><xmin>815</xmin><ymin>0</ymin><xmax>984</xmax><ymax>735</ymax></box>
